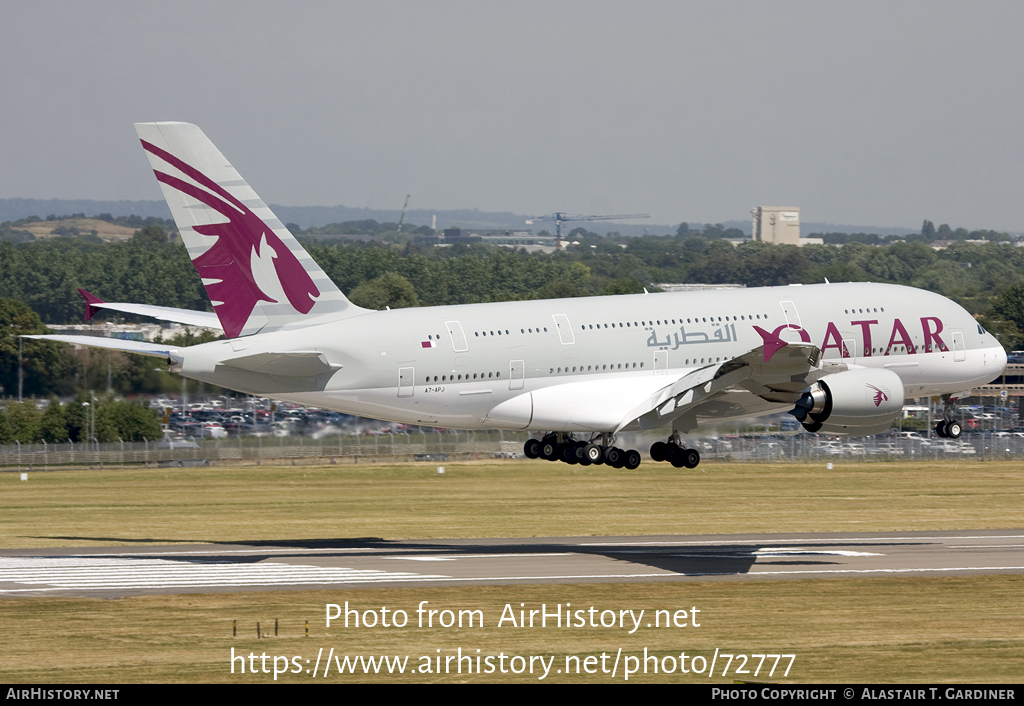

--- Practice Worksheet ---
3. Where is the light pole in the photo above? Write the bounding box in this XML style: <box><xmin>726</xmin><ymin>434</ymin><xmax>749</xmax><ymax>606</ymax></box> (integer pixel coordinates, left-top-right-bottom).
<box><xmin>82</xmin><ymin>397</ymin><xmax>95</xmax><ymax>450</ymax></box>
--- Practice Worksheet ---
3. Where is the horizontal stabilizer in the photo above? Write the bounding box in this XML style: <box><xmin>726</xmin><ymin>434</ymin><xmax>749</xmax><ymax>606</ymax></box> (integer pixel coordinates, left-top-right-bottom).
<box><xmin>86</xmin><ymin>302</ymin><xmax>221</xmax><ymax>329</ymax></box>
<box><xmin>23</xmin><ymin>335</ymin><xmax>179</xmax><ymax>361</ymax></box>
<box><xmin>220</xmin><ymin>351</ymin><xmax>341</xmax><ymax>377</ymax></box>
<box><xmin>78</xmin><ymin>289</ymin><xmax>222</xmax><ymax>330</ymax></box>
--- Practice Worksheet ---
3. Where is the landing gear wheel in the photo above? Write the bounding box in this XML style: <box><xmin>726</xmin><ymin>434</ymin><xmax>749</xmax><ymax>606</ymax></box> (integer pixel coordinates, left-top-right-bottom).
<box><xmin>524</xmin><ymin>439</ymin><xmax>540</xmax><ymax>459</ymax></box>
<box><xmin>540</xmin><ymin>440</ymin><xmax>559</xmax><ymax>461</ymax></box>
<box><xmin>935</xmin><ymin>421</ymin><xmax>948</xmax><ymax>438</ymax></box>
<box><xmin>583</xmin><ymin>443</ymin><xmax>604</xmax><ymax>464</ymax></box>
<box><xmin>946</xmin><ymin>420</ymin><xmax>962</xmax><ymax>439</ymax></box>
<box><xmin>668</xmin><ymin>444</ymin><xmax>687</xmax><ymax>468</ymax></box>
<box><xmin>623</xmin><ymin>449</ymin><xmax>642</xmax><ymax>470</ymax></box>
<box><xmin>650</xmin><ymin>441</ymin><xmax>668</xmax><ymax>463</ymax></box>
<box><xmin>682</xmin><ymin>448</ymin><xmax>700</xmax><ymax>469</ymax></box>
<box><xmin>605</xmin><ymin>447</ymin><xmax>624</xmax><ymax>468</ymax></box>
<box><xmin>562</xmin><ymin>444</ymin><xmax>580</xmax><ymax>464</ymax></box>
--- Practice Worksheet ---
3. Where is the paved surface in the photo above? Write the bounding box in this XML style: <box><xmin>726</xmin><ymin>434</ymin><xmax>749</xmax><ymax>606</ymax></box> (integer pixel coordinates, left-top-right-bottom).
<box><xmin>1</xmin><ymin>530</ymin><xmax>1023</xmax><ymax>598</ymax></box>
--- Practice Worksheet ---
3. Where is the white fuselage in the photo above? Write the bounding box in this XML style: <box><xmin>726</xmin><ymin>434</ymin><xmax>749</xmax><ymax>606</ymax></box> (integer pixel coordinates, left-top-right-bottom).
<box><xmin>175</xmin><ymin>282</ymin><xmax>1007</xmax><ymax>431</ymax></box>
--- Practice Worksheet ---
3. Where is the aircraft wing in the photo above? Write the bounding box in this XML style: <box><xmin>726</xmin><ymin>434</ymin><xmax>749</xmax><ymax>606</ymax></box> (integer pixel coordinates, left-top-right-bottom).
<box><xmin>486</xmin><ymin>342</ymin><xmax>824</xmax><ymax>433</ymax></box>
<box><xmin>615</xmin><ymin>342</ymin><xmax>823</xmax><ymax>433</ymax></box>
<box><xmin>22</xmin><ymin>335</ymin><xmax>180</xmax><ymax>361</ymax></box>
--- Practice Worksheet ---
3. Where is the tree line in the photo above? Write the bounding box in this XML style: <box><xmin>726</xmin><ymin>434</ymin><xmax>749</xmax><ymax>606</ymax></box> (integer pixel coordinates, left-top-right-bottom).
<box><xmin>0</xmin><ymin>396</ymin><xmax>162</xmax><ymax>444</ymax></box>
<box><xmin>4</xmin><ymin>219</ymin><xmax>1024</xmax><ymax>400</ymax></box>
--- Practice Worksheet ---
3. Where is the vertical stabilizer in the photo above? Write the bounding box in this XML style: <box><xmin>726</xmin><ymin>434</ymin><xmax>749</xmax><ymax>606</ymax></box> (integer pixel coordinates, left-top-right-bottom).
<box><xmin>134</xmin><ymin>122</ymin><xmax>363</xmax><ymax>338</ymax></box>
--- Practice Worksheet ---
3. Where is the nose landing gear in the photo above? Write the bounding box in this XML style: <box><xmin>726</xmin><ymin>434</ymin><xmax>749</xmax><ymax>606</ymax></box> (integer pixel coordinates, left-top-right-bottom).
<box><xmin>934</xmin><ymin>394</ymin><xmax>963</xmax><ymax>439</ymax></box>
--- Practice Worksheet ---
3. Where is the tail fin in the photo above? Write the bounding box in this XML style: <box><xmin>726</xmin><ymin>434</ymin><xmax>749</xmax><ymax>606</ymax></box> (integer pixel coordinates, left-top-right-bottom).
<box><xmin>134</xmin><ymin>122</ymin><xmax>363</xmax><ymax>338</ymax></box>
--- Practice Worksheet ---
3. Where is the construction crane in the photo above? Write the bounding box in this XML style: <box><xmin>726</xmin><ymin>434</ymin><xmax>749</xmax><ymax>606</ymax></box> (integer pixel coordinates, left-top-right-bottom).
<box><xmin>525</xmin><ymin>212</ymin><xmax>649</xmax><ymax>249</ymax></box>
<box><xmin>396</xmin><ymin>194</ymin><xmax>411</xmax><ymax>232</ymax></box>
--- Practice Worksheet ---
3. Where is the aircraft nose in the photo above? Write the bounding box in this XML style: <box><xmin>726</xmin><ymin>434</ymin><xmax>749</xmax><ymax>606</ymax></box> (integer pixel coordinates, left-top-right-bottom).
<box><xmin>996</xmin><ymin>344</ymin><xmax>1008</xmax><ymax>374</ymax></box>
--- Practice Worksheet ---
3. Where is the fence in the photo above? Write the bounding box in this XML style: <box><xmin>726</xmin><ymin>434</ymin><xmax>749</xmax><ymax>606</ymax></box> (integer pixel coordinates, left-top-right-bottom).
<box><xmin>0</xmin><ymin>430</ymin><xmax>531</xmax><ymax>471</ymax></box>
<box><xmin>3</xmin><ymin>429</ymin><xmax>1024</xmax><ymax>471</ymax></box>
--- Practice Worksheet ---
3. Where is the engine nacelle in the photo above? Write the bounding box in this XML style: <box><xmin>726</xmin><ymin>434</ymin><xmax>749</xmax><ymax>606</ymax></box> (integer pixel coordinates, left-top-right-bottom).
<box><xmin>791</xmin><ymin>368</ymin><xmax>905</xmax><ymax>436</ymax></box>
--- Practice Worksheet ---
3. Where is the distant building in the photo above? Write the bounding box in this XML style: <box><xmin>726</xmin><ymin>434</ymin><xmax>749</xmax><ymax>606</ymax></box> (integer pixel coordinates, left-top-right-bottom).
<box><xmin>752</xmin><ymin>206</ymin><xmax>800</xmax><ymax>245</ymax></box>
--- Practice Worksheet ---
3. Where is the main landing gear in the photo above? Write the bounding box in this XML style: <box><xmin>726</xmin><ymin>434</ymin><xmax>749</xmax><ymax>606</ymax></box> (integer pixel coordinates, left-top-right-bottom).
<box><xmin>524</xmin><ymin>433</ymin><xmax>641</xmax><ymax>469</ymax></box>
<box><xmin>934</xmin><ymin>394</ymin><xmax>963</xmax><ymax>439</ymax></box>
<box><xmin>649</xmin><ymin>432</ymin><xmax>701</xmax><ymax>469</ymax></box>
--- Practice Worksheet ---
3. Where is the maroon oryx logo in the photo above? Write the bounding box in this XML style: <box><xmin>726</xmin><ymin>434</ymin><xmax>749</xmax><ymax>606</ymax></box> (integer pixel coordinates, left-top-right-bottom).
<box><xmin>866</xmin><ymin>383</ymin><xmax>889</xmax><ymax>407</ymax></box>
<box><xmin>141</xmin><ymin>139</ymin><xmax>320</xmax><ymax>338</ymax></box>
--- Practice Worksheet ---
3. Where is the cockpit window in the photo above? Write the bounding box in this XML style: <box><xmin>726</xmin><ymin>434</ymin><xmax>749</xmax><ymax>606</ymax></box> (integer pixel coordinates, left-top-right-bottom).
<box><xmin>978</xmin><ymin>323</ymin><xmax>987</xmax><ymax>335</ymax></box>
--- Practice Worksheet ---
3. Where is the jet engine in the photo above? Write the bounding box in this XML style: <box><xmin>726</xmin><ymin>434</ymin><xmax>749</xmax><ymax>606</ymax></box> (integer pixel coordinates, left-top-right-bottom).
<box><xmin>790</xmin><ymin>368</ymin><xmax>905</xmax><ymax>436</ymax></box>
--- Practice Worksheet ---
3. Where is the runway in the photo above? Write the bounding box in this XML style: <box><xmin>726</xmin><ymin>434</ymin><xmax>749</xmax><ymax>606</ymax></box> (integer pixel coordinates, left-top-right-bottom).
<box><xmin>1</xmin><ymin>529</ymin><xmax>1022</xmax><ymax>598</ymax></box>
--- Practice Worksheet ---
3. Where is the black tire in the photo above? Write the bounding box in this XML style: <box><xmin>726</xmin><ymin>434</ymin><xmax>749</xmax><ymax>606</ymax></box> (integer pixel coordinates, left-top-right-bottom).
<box><xmin>605</xmin><ymin>447</ymin><xmax>624</xmax><ymax>468</ymax></box>
<box><xmin>650</xmin><ymin>441</ymin><xmax>668</xmax><ymax>462</ymax></box>
<box><xmin>524</xmin><ymin>439</ymin><xmax>540</xmax><ymax>459</ymax></box>
<box><xmin>935</xmin><ymin>421</ymin><xmax>948</xmax><ymax>438</ymax></box>
<box><xmin>946</xmin><ymin>421</ymin><xmax>963</xmax><ymax>439</ymax></box>
<box><xmin>624</xmin><ymin>449</ymin><xmax>642</xmax><ymax>469</ymax></box>
<box><xmin>540</xmin><ymin>441</ymin><xmax>558</xmax><ymax>460</ymax></box>
<box><xmin>562</xmin><ymin>444</ymin><xmax>579</xmax><ymax>464</ymax></box>
<box><xmin>584</xmin><ymin>443</ymin><xmax>604</xmax><ymax>464</ymax></box>
<box><xmin>668</xmin><ymin>444</ymin><xmax>686</xmax><ymax>467</ymax></box>
<box><xmin>683</xmin><ymin>448</ymin><xmax>701</xmax><ymax>469</ymax></box>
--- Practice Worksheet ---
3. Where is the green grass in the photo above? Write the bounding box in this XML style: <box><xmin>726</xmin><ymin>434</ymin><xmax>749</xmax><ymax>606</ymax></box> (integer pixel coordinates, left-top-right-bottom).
<box><xmin>1</xmin><ymin>459</ymin><xmax>1021</xmax><ymax>683</ymax></box>
<box><xmin>1</xmin><ymin>460</ymin><xmax>1022</xmax><ymax>547</ymax></box>
<box><xmin>1</xmin><ymin>577</ymin><xmax>1021</xmax><ymax>683</ymax></box>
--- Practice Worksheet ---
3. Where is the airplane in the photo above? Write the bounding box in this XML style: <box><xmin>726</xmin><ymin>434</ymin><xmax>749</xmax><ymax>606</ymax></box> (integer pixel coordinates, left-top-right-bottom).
<box><xmin>27</xmin><ymin>122</ymin><xmax>1008</xmax><ymax>470</ymax></box>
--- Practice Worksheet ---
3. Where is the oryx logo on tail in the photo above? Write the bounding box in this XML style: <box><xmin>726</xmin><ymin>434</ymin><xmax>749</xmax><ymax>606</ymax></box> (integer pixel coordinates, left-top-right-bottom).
<box><xmin>140</xmin><ymin>139</ymin><xmax>320</xmax><ymax>338</ymax></box>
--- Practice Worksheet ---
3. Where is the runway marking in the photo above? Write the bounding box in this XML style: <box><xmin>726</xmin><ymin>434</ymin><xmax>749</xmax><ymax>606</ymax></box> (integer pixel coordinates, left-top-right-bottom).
<box><xmin>2</xmin><ymin>556</ymin><xmax>1022</xmax><ymax>593</ymax></box>
<box><xmin>610</xmin><ymin>548</ymin><xmax>883</xmax><ymax>558</ymax></box>
<box><xmin>388</xmin><ymin>553</ymin><xmax>574</xmax><ymax>560</ymax></box>
<box><xmin>0</xmin><ymin>557</ymin><xmax>448</xmax><ymax>593</ymax></box>
<box><xmin>755</xmin><ymin>548</ymin><xmax>884</xmax><ymax>557</ymax></box>
<box><xmin>950</xmin><ymin>544</ymin><xmax>1024</xmax><ymax>548</ymax></box>
<box><xmin>581</xmin><ymin>534</ymin><xmax>1024</xmax><ymax>546</ymax></box>
<box><xmin>31</xmin><ymin>548</ymin><xmax>435</xmax><ymax>558</ymax></box>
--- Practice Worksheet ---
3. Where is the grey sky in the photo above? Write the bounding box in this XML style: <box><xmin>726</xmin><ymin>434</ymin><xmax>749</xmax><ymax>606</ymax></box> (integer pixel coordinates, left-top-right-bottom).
<box><xmin>2</xmin><ymin>1</ymin><xmax>1022</xmax><ymax>231</ymax></box>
